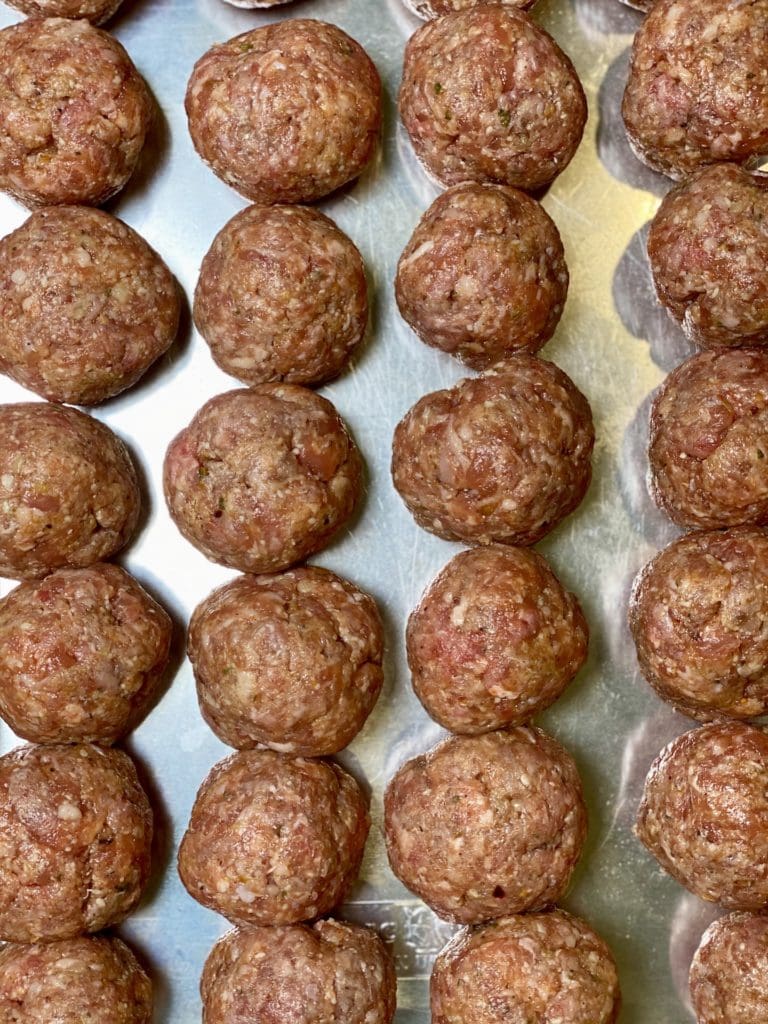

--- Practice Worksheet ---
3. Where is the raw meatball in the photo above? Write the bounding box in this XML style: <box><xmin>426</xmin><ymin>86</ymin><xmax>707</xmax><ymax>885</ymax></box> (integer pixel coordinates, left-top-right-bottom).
<box><xmin>201</xmin><ymin>921</ymin><xmax>396</xmax><ymax>1024</ymax></box>
<box><xmin>0</xmin><ymin>19</ymin><xmax>153</xmax><ymax>208</ymax></box>
<box><xmin>0</xmin><ymin>936</ymin><xmax>151</xmax><ymax>1023</ymax></box>
<box><xmin>647</xmin><ymin>165</ymin><xmax>768</xmax><ymax>349</ymax></box>
<box><xmin>178</xmin><ymin>749</ymin><xmax>369</xmax><ymax>926</ymax></box>
<box><xmin>407</xmin><ymin>546</ymin><xmax>588</xmax><ymax>734</ymax></box>
<box><xmin>398</xmin><ymin>7</ymin><xmax>587</xmax><ymax>192</ymax></box>
<box><xmin>406</xmin><ymin>0</ymin><xmax>537</xmax><ymax>19</ymax></box>
<box><xmin>0</xmin><ymin>403</ymin><xmax>140</xmax><ymax>581</ymax></box>
<box><xmin>431</xmin><ymin>910</ymin><xmax>621</xmax><ymax>1024</ymax></box>
<box><xmin>164</xmin><ymin>387</ymin><xmax>362</xmax><ymax>574</ymax></box>
<box><xmin>391</xmin><ymin>358</ymin><xmax>594</xmax><ymax>546</ymax></box>
<box><xmin>0</xmin><ymin>207</ymin><xmax>179</xmax><ymax>405</ymax></box>
<box><xmin>649</xmin><ymin>349</ymin><xmax>768</xmax><ymax>530</ymax></box>
<box><xmin>622</xmin><ymin>0</ymin><xmax>768</xmax><ymax>180</ymax></box>
<box><xmin>630</xmin><ymin>528</ymin><xmax>768</xmax><ymax>721</ymax></box>
<box><xmin>384</xmin><ymin>727</ymin><xmax>587</xmax><ymax>924</ymax></box>
<box><xmin>690</xmin><ymin>912</ymin><xmax>768</xmax><ymax>1024</ymax></box>
<box><xmin>0</xmin><ymin>743</ymin><xmax>152</xmax><ymax>943</ymax></box>
<box><xmin>395</xmin><ymin>184</ymin><xmax>568</xmax><ymax>369</ymax></box>
<box><xmin>0</xmin><ymin>563</ymin><xmax>172</xmax><ymax>745</ymax></box>
<box><xmin>3</xmin><ymin>0</ymin><xmax>126</xmax><ymax>25</ymax></box>
<box><xmin>185</xmin><ymin>20</ymin><xmax>381</xmax><ymax>204</ymax></box>
<box><xmin>188</xmin><ymin>567</ymin><xmax>384</xmax><ymax>755</ymax></box>
<box><xmin>636</xmin><ymin>721</ymin><xmax>768</xmax><ymax>910</ymax></box>
<box><xmin>193</xmin><ymin>205</ymin><xmax>367</xmax><ymax>387</ymax></box>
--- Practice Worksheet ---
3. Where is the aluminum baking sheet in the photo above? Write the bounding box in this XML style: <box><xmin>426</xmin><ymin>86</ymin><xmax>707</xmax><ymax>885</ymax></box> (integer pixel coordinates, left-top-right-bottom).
<box><xmin>0</xmin><ymin>0</ymin><xmax>715</xmax><ymax>1020</ymax></box>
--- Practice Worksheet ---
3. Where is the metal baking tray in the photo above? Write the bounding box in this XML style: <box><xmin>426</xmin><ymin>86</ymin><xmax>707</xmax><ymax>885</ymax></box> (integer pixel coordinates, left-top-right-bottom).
<box><xmin>0</xmin><ymin>0</ymin><xmax>711</xmax><ymax>1020</ymax></box>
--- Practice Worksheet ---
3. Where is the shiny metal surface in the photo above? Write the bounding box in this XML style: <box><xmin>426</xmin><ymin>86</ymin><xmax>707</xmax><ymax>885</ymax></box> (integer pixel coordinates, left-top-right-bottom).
<box><xmin>0</xmin><ymin>0</ymin><xmax>710</xmax><ymax>1020</ymax></box>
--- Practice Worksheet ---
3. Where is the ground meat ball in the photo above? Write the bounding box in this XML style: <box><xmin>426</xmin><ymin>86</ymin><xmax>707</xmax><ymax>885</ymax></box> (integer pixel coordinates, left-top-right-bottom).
<box><xmin>391</xmin><ymin>358</ymin><xmax>594</xmax><ymax>546</ymax></box>
<box><xmin>0</xmin><ymin>564</ymin><xmax>171</xmax><ymax>745</ymax></box>
<box><xmin>0</xmin><ymin>19</ymin><xmax>153</xmax><ymax>208</ymax></box>
<box><xmin>0</xmin><ymin>743</ymin><xmax>152</xmax><ymax>943</ymax></box>
<box><xmin>647</xmin><ymin>165</ymin><xmax>768</xmax><ymax>350</ymax></box>
<box><xmin>630</xmin><ymin>528</ymin><xmax>768</xmax><ymax>721</ymax></box>
<box><xmin>0</xmin><ymin>207</ymin><xmax>179</xmax><ymax>405</ymax></box>
<box><xmin>188</xmin><ymin>568</ymin><xmax>383</xmax><ymax>756</ymax></box>
<box><xmin>201</xmin><ymin>921</ymin><xmax>396</xmax><ymax>1024</ymax></box>
<box><xmin>690</xmin><ymin>912</ymin><xmax>768</xmax><ymax>1024</ymax></box>
<box><xmin>185</xmin><ymin>20</ymin><xmax>381</xmax><ymax>205</ymax></box>
<box><xmin>407</xmin><ymin>546</ymin><xmax>588</xmax><ymax>734</ymax></box>
<box><xmin>193</xmin><ymin>205</ymin><xmax>367</xmax><ymax>388</ymax></box>
<box><xmin>622</xmin><ymin>0</ymin><xmax>768</xmax><ymax>180</ymax></box>
<box><xmin>0</xmin><ymin>936</ymin><xmax>151</xmax><ymax>1023</ymax></box>
<box><xmin>384</xmin><ymin>728</ymin><xmax>587</xmax><ymax>924</ymax></box>
<box><xmin>431</xmin><ymin>910</ymin><xmax>621</xmax><ymax>1024</ymax></box>
<box><xmin>0</xmin><ymin>403</ymin><xmax>140</xmax><ymax>581</ymax></box>
<box><xmin>649</xmin><ymin>349</ymin><xmax>768</xmax><ymax>530</ymax></box>
<box><xmin>178</xmin><ymin>750</ymin><xmax>369</xmax><ymax>926</ymax></box>
<box><xmin>164</xmin><ymin>387</ymin><xmax>361</xmax><ymax>574</ymax></box>
<box><xmin>395</xmin><ymin>184</ymin><xmax>568</xmax><ymax>369</ymax></box>
<box><xmin>636</xmin><ymin>722</ymin><xmax>768</xmax><ymax>909</ymax></box>
<box><xmin>399</xmin><ymin>8</ymin><xmax>587</xmax><ymax>192</ymax></box>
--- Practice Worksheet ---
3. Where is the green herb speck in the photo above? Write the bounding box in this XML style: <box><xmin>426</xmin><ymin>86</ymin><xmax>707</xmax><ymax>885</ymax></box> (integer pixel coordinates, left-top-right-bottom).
<box><xmin>498</xmin><ymin>108</ymin><xmax>511</xmax><ymax>128</ymax></box>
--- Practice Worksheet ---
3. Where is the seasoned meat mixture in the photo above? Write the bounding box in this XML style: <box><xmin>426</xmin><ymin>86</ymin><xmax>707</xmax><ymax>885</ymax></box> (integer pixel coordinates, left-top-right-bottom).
<box><xmin>194</xmin><ymin>205</ymin><xmax>367</xmax><ymax>387</ymax></box>
<box><xmin>178</xmin><ymin>749</ymin><xmax>369</xmax><ymax>926</ymax></box>
<box><xmin>164</xmin><ymin>386</ymin><xmax>362</xmax><ymax>574</ymax></box>
<box><xmin>384</xmin><ymin>728</ymin><xmax>587</xmax><ymax>924</ymax></box>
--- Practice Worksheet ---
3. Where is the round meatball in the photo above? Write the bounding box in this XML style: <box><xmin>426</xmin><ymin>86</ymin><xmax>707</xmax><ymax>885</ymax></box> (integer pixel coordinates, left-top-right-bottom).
<box><xmin>395</xmin><ymin>184</ymin><xmax>568</xmax><ymax>369</ymax></box>
<box><xmin>649</xmin><ymin>349</ymin><xmax>768</xmax><ymax>530</ymax></box>
<box><xmin>630</xmin><ymin>528</ymin><xmax>768</xmax><ymax>722</ymax></box>
<box><xmin>0</xmin><ymin>936</ymin><xmax>151</xmax><ymax>1023</ymax></box>
<box><xmin>201</xmin><ymin>921</ymin><xmax>396</xmax><ymax>1024</ymax></box>
<box><xmin>398</xmin><ymin>8</ymin><xmax>587</xmax><ymax>192</ymax></box>
<box><xmin>391</xmin><ymin>358</ymin><xmax>594</xmax><ymax>547</ymax></box>
<box><xmin>406</xmin><ymin>0</ymin><xmax>537</xmax><ymax>18</ymax></box>
<box><xmin>0</xmin><ymin>19</ymin><xmax>153</xmax><ymax>208</ymax></box>
<box><xmin>188</xmin><ymin>568</ymin><xmax>383</xmax><ymax>756</ymax></box>
<box><xmin>647</xmin><ymin>165</ymin><xmax>768</xmax><ymax>350</ymax></box>
<box><xmin>431</xmin><ymin>910</ymin><xmax>621</xmax><ymax>1024</ymax></box>
<box><xmin>178</xmin><ymin>749</ymin><xmax>369</xmax><ymax>926</ymax></box>
<box><xmin>690</xmin><ymin>912</ymin><xmax>768</xmax><ymax>1024</ymax></box>
<box><xmin>185</xmin><ymin>20</ymin><xmax>381</xmax><ymax>205</ymax></box>
<box><xmin>193</xmin><ymin>205</ymin><xmax>367</xmax><ymax>387</ymax></box>
<box><xmin>407</xmin><ymin>546</ymin><xmax>588</xmax><ymax>734</ymax></box>
<box><xmin>636</xmin><ymin>722</ymin><xmax>768</xmax><ymax>910</ymax></box>
<box><xmin>0</xmin><ymin>207</ymin><xmax>179</xmax><ymax>405</ymax></box>
<box><xmin>164</xmin><ymin>387</ymin><xmax>362</xmax><ymax>574</ymax></box>
<box><xmin>0</xmin><ymin>564</ymin><xmax>171</xmax><ymax>745</ymax></box>
<box><xmin>384</xmin><ymin>728</ymin><xmax>587</xmax><ymax>924</ymax></box>
<box><xmin>622</xmin><ymin>0</ymin><xmax>768</xmax><ymax>180</ymax></box>
<box><xmin>0</xmin><ymin>743</ymin><xmax>153</xmax><ymax>943</ymax></box>
<box><xmin>0</xmin><ymin>403</ymin><xmax>140</xmax><ymax>581</ymax></box>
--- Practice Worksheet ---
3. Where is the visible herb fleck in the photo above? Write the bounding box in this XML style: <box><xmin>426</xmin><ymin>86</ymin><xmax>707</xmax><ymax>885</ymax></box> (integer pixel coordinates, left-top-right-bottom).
<box><xmin>498</xmin><ymin>108</ymin><xmax>511</xmax><ymax>128</ymax></box>
<box><xmin>434</xmin><ymin>82</ymin><xmax>443</xmax><ymax>95</ymax></box>
<box><xmin>198</xmin><ymin>464</ymin><xmax>209</xmax><ymax>480</ymax></box>
<box><xmin>758</xmin><ymin>449</ymin><xmax>765</xmax><ymax>459</ymax></box>
<box><xmin>218</xmin><ymin>495</ymin><xmax>226</xmax><ymax>510</ymax></box>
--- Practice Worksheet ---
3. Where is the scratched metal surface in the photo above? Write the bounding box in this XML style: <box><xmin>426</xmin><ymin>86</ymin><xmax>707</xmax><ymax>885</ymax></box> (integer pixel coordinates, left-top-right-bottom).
<box><xmin>0</xmin><ymin>0</ymin><xmax>717</xmax><ymax>1020</ymax></box>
